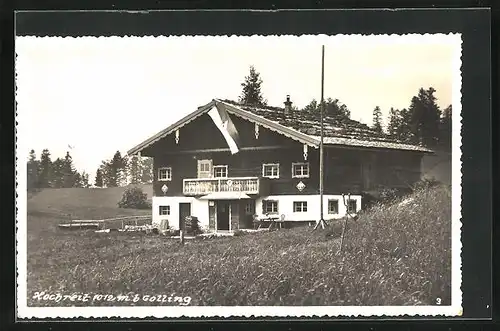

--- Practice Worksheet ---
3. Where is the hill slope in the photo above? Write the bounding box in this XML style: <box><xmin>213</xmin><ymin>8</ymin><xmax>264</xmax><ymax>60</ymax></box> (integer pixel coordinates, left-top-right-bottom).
<box><xmin>27</xmin><ymin>184</ymin><xmax>153</xmax><ymax>219</ymax></box>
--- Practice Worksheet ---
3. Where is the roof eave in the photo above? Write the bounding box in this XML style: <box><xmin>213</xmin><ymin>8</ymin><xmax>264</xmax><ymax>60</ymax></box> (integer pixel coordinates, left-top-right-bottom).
<box><xmin>127</xmin><ymin>100</ymin><xmax>217</xmax><ymax>156</ymax></box>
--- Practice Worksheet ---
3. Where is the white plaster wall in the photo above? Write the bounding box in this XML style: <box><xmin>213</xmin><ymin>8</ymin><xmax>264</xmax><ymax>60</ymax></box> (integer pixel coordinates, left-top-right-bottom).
<box><xmin>255</xmin><ymin>194</ymin><xmax>362</xmax><ymax>222</ymax></box>
<box><xmin>152</xmin><ymin>196</ymin><xmax>210</xmax><ymax>231</ymax></box>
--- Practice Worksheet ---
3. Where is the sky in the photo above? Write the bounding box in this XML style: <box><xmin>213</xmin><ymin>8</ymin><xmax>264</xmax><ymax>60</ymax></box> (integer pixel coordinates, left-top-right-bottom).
<box><xmin>16</xmin><ymin>34</ymin><xmax>460</xmax><ymax>180</ymax></box>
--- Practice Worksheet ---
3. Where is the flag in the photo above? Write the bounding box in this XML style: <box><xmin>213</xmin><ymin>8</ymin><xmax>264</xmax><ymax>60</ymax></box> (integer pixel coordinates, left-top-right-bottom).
<box><xmin>208</xmin><ymin>105</ymin><xmax>241</xmax><ymax>154</ymax></box>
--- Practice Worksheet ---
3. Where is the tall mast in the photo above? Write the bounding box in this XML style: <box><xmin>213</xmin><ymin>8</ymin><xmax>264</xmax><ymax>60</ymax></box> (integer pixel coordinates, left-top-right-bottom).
<box><xmin>315</xmin><ymin>45</ymin><xmax>326</xmax><ymax>230</ymax></box>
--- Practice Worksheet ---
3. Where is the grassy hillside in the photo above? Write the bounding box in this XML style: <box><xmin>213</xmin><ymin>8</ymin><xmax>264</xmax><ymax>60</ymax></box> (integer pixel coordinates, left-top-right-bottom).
<box><xmin>26</xmin><ymin>185</ymin><xmax>452</xmax><ymax>307</ymax></box>
<box><xmin>27</xmin><ymin>184</ymin><xmax>153</xmax><ymax>219</ymax></box>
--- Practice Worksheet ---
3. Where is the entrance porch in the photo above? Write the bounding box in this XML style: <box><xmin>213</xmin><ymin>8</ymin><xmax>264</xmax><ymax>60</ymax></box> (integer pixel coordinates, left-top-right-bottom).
<box><xmin>206</xmin><ymin>198</ymin><xmax>256</xmax><ymax>232</ymax></box>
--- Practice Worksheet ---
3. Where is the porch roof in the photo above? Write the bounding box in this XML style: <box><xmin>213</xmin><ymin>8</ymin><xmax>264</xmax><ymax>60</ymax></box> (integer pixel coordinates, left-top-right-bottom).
<box><xmin>198</xmin><ymin>192</ymin><xmax>251</xmax><ymax>200</ymax></box>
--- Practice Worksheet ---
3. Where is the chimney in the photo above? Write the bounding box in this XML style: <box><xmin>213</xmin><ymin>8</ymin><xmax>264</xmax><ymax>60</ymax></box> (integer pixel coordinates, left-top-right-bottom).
<box><xmin>284</xmin><ymin>95</ymin><xmax>292</xmax><ymax>114</ymax></box>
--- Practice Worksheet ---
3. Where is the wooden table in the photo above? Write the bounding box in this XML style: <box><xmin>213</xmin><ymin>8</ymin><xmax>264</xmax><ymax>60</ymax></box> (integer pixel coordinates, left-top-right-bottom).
<box><xmin>255</xmin><ymin>215</ymin><xmax>284</xmax><ymax>230</ymax></box>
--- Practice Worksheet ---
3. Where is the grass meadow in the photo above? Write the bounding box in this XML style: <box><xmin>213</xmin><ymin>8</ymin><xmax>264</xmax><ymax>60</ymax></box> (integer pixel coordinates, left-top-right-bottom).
<box><xmin>25</xmin><ymin>184</ymin><xmax>452</xmax><ymax>306</ymax></box>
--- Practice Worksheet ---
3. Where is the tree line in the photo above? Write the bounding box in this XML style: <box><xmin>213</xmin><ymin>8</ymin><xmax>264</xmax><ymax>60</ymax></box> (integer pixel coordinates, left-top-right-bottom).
<box><xmin>241</xmin><ymin>66</ymin><xmax>452</xmax><ymax>150</ymax></box>
<box><xmin>27</xmin><ymin>149</ymin><xmax>153</xmax><ymax>191</ymax></box>
<box><xmin>95</xmin><ymin>151</ymin><xmax>153</xmax><ymax>188</ymax></box>
<box><xmin>27</xmin><ymin>149</ymin><xmax>90</xmax><ymax>190</ymax></box>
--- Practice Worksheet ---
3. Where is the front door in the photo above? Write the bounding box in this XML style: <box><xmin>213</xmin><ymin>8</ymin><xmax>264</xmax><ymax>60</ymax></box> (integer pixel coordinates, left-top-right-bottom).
<box><xmin>179</xmin><ymin>203</ymin><xmax>191</xmax><ymax>230</ymax></box>
<box><xmin>216</xmin><ymin>201</ymin><xmax>230</xmax><ymax>231</ymax></box>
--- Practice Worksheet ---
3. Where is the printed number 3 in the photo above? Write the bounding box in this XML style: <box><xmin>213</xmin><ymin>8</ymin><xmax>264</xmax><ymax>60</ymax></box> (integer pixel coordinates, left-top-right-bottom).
<box><xmin>436</xmin><ymin>298</ymin><xmax>442</xmax><ymax>305</ymax></box>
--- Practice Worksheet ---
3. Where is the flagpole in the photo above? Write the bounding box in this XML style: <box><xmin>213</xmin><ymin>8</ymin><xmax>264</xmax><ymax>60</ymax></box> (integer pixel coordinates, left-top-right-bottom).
<box><xmin>315</xmin><ymin>45</ymin><xmax>326</xmax><ymax>230</ymax></box>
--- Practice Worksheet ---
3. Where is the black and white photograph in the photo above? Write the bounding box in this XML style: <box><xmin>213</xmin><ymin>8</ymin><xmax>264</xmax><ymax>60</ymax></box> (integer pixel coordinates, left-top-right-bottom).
<box><xmin>16</xmin><ymin>31</ymin><xmax>463</xmax><ymax>318</ymax></box>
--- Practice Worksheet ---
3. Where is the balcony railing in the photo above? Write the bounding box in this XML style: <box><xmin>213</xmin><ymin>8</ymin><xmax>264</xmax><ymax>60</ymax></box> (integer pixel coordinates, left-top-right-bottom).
<box><xmin>183</xmin><ymin>177</ymin><xmax>261</xmax><ymax>196</ymax></box>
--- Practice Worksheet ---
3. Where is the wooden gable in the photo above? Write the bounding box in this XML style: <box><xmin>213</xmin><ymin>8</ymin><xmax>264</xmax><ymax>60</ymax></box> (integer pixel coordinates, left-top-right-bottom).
<box><xmin>142</xmin><ymin>111</ymin><xmax>299</xmax><ymax>156</ymax></box>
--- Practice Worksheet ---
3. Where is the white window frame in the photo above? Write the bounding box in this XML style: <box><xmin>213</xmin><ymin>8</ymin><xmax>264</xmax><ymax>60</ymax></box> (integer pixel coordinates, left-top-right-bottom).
<box><xmin>328</xmin><ymin>199</ymin><xmax>339</xmax><ymax>214</ymax></box>
<box><xmin>197</xmin><ymin>159</ymin><xmax>213</xmax><ymax>178</ymax></box>
<box><xmin>213</xmin><ymin>165</ymin><xmax>228</xmax><ymax>178</ymax></box>
<box><xmin>263</xmin><ymin>200</ymin><xmax>279</xmax><ymax>214</ymax></box>
<box><xmin>262</xmin><ymin>163</ymin><xmax>280</xmax><ymax>179</ymax></box>
<box><xmin>293</xmin><ymin>201</ymin><xmax>308</xmax><ymax>212</ymax></box>
<box><xmin>292</xmin><ymin>162</ymin><xmax>310</xmax><ymax>178</ymax></box>
<box><xmin>159</xmin><ymin>205</ymin><xmax>170</xmax><ymax>215</ymax></box>
<box><xmin>158</xmin><ymin>167</ymin><xmax>172</xmax><ymax>181</ymax></box>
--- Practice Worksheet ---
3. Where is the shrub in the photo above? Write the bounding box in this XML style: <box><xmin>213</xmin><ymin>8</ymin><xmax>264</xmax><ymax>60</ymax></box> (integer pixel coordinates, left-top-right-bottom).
<box><xmin>184</xmin><ymin>216</ymin><xmax>202</xmax><ymax>235</ymax></box>
<box><xmin>118</xmin><ymin>186</ymin><xmax>152</xmax><ymax>209</ymax></box>
<box><xmin>362</xmin><ymin>186</ymin><xmax>412</xmax><ymax>210</ymax></box>
<box><xmin>413</xmin><ymin>177</ymin><xmax>443</xmax><ymax>191</ymax></box>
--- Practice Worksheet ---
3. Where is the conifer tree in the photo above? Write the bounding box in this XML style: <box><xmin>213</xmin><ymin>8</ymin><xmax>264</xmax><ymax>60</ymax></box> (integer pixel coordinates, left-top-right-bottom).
<box><xmin>140</xmin><ymin>157</ymin><xmax>153</xmax><ymax>184</ymax></box>
<box><xmin>62</xmin><ymin>151</ymin><xmax>78</xmax><ymax>188</ymax></box>
<box><xmin>51</xmin><ymin>158</ymin><xmax>65</xmax><ymax>188</ymax></box>
<box><xmin>81</xmin><ymin>171</ymin><xmax>90</xmax><ymax>188</ymax></box>
<box><xmin>372</xmin><ymin>106</ymin><xmax>383</xmax><ymax>133</ymax></box>
<box><xmin>128</xmin><ymin>155</ymin><xmax>142</xmax><ymax>185</ymax></box>
<box><xmin>408</xmin><ymin>87</ymin><xmax>442</xmax><ymax>147</ymax></box>
<box><xmin>387</xmin><ymin>107</ymin><xmax>400</xmax><ymax>137</ymax></box>
<box><xmin>27</xmin><ymin>150</ymin><xmax>40</xmax><ymax>191</ymax></box>
<box><xmin>94</xmin><ymin>168</ymin><xmax>104</xmax><ymax>187</ymax></box>
<box><xmin>38</xmin><ymin>149</ymin><xmax>53</xmax><ymax>188</ymax></box>
<box><xmin>239</xmin><ymin>65</ymin><xmax>267</xmax><ymax>107</ymax></box>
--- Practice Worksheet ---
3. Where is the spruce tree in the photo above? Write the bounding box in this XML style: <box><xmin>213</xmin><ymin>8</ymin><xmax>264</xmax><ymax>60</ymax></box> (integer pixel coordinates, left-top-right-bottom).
<box><xmin>51</xmin><ymin>158</ymin><xmax>65</xmax><ymax>188</ymax></box>
<box><xmin>408</xmin><ymin>87</ymin><xmax>442</xmax><ymax>147</ymax></box>
<box><xmin>38</xmin><ymin>149</ymin><xmax>53</xmax><ymax>188</ymax></box>
<box><xmin>140</xmin><ymin>157</ymin><xmax>153</xmax><ymax>183</ymax></box>
<box><xmin>128</xmin><ymin>155</ymin><xmax>142</xmax><ymax>185</ymax></box>
<box><xmin>27</xmin><ymin>150</ymin><xmax>40</xmax><ymax>191</ymax></box>
<box><xmin>110</xmin><ymin>151</ymin><xmax>127</xmax><ymax>187</ymax></box>
<box><xmin>81</xmin><ymin>171</ymin><xmax>90</xmax><ymax>188</ymax></box>
<box><xmin>387</xmin><ymin>107</ymin><xmax>401</xmax><ymax>137</ymax></box>
<box><xmin>62</xmin><ymin>151</ymin><xmax>77</xmax><ymax>188</ymax></box>
<box><xmin>100</xmin><ymin>160</ymin><xmax>114</xmax><ymax>187</ymax></box>
<box><xmin>95</xmin><ymin>168</ymin><xmax>104</xmax><ymax>187</ymax></box>
<box><xmin>239</xmin><ymin>65</ymin><xmax>267</xmax><ymax>107</ymax></box>
<box><xmin>372</xmin><ymin>106</ymin><xmax>383</xmax><ymax>133</ymax></box>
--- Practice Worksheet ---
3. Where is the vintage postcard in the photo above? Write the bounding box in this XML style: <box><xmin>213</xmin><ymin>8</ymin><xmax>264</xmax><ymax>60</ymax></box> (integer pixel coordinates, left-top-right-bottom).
<box><xmin>16</xmin><ymin>33</ymin><xmax>462</xmax><ymax>318</ymax></box>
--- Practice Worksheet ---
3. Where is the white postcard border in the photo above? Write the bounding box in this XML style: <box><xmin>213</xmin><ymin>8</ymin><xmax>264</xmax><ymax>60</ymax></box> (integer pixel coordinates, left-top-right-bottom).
<box><xmin>16</xmin><ymin>33</ymin><xmax>463</xmax><ymax>319</ymax></box>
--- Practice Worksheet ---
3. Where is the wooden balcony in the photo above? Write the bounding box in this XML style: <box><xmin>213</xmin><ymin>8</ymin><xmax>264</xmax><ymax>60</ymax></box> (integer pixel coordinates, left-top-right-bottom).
<box><xmin>183</xmin><ymin>177</ymin><xmax>263</xmax><ymax>196</ymax></box>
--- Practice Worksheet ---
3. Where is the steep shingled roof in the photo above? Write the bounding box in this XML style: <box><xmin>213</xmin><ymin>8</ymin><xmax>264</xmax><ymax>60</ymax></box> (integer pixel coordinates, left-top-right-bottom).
<box><xmin>128</xmin><ymin>99</ymin><xmax>432</xmax><ymax>155</ymax></box>
<box><xmin>219</xmin><ymin>99</ymin><xmax>432</xmax><ymax>153</ymax></box>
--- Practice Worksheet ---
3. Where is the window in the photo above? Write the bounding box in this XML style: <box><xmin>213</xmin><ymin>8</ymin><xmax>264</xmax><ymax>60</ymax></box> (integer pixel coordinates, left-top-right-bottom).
<box><xmin>159</xmin><ymin>205</ymin><xmax>170</xmax><ymax>215</ymax></box>
<box><xmin>347</xmin><ymin>199</ymin><xmax>357</xmax><ymax>213</ymax></box>
<box><xmin>158</xmin><ymin>167</ymin><xmax>172</xmax><ymax>181</ymax></box>
<box><xmin>328</xmin><ymin>199</ymin><xmax>339</xmax><ymax>214</ymax></box>
<box><xmin>200</xmin><ymin>163</ymin><xmax>210</xmax><ymax>172</ymax></box>
<box><xmin>292</xmin><ymin>162</ymin><xmax>310</xmax><ymax>178</ymax></box>
<box><xmin>293</xmin><ymin>201</ymin><xmax>308</xmax><ymax>212</ymax></box>
<box><xmin>263</xmin><ymin>200</ymin><xmax>278</xmax><ymax>214</ymax></box>
<box><xmin>213</xmin><ymin>165</ymin><xmax>228</xmax><ymax>178</ymax></box>
<box><xmin>245</xmin><ymin>202</ymin><xmax>255</xmax><ymax>215</ymax></box>
<box><xmin>197</xmin><ymin>159</ymin><xmax>213</xmax><ymax>178</ymax></box>
<box><xmin>262</xmin><ymin>163</ymin><xmax>279</xmax><ymax>179</ymax></box>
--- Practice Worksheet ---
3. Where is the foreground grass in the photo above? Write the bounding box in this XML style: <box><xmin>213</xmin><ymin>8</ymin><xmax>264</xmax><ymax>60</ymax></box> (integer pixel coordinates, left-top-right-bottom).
<box><xmin>26</xmin><ymin>186</ymin><xmax>451</xmax><ymax>306</ymax></box>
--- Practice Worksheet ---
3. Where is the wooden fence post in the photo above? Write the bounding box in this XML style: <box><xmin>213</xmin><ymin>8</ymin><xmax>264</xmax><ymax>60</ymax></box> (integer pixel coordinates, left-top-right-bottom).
<box><xmin>339</xmin><ymin>193</ymin><xmax>352</xmax><ymax>253</ymax></box>
<box><xmin>180</xmin><ymin>216</ymin><xmax>185</xmax><ymax>245</ymax></box>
